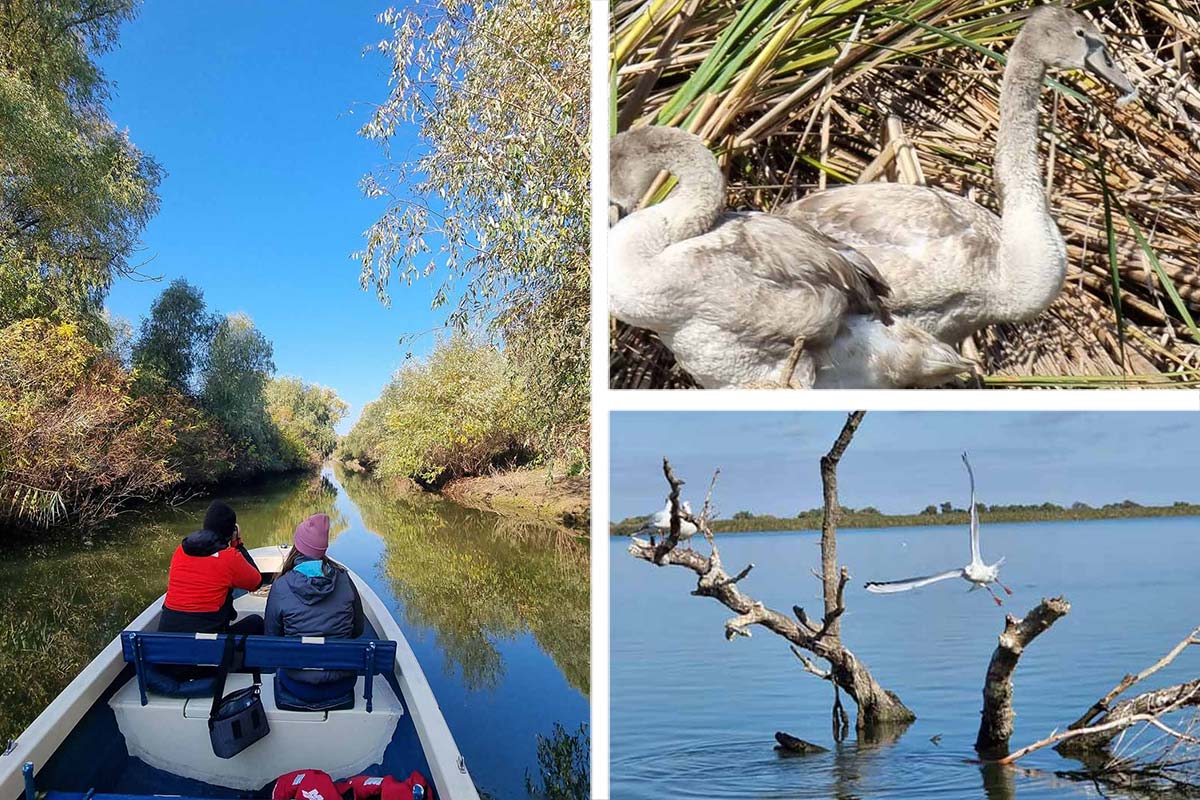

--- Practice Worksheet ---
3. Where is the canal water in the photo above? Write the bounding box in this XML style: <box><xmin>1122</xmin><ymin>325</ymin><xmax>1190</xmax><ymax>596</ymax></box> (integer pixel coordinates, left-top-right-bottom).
<box><xmin>0</xmin><ymin>468</ymin><xmax>588</xmax><ymax>799</ymax></box>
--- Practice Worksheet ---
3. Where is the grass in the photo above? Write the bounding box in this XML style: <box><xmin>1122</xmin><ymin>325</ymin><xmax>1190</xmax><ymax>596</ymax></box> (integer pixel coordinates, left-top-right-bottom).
<box><xmin>609</xmin><ymin>0</ymin><xmax>1200</xmax><ymax>389</ymax></box>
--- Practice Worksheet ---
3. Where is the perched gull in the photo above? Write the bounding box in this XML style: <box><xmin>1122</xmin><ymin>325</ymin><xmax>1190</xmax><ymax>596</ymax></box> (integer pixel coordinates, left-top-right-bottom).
<box><xmin>864</xmin><ymin>453</ymin><xmax>1013</xmax><ymax>605</ymax></box>
<box><xmin>634</xmin><ymin>499</ymin><xmax>698</xmax><ymax>539</ymax></box>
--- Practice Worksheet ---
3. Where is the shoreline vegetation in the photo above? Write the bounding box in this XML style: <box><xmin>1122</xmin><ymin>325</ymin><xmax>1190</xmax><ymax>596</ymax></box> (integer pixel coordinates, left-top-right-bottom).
<box><xmin>340</xmin><ymin>461</ymin><xmax>589</xmax><ymax>532</ymax></box>
<box><xmin>334</xmin><ymin>336</ymin><xmax>590</xmax><ymax>531</ymax></box>
<box><xmin>611</xmin><ymin>501</ymin><xmax>1200</xmax><ymax>536</ymax></box>
<box><xmin>0</xmin><ymin>284</ymin><xmax>347</xmax><ymax>535</ymax></box>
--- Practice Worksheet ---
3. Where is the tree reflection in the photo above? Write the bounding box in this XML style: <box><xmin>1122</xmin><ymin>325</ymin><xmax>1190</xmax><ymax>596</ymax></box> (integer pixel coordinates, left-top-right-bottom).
<box><xmin>337</xmin><ymin>471</ymin><xmax>589</xmax><ymax>694</ymax></box>
<box><xmin>236</xmin><ymin>473</ymin><xmax>347</xmax><ymax>546</ymax></box>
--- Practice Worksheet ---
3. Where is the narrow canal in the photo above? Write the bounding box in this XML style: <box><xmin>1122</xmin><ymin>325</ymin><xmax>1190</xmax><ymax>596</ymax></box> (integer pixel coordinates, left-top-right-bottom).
<box><xmin>0</xmin><ymin>468</ymin><xmax>589</xmax><ymax>799</ymax></box>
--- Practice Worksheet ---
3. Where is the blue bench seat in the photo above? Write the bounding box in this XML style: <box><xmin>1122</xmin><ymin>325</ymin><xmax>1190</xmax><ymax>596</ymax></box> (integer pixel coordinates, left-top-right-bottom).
<box><xmin>120</xmin><ymin>632</ymin><xmax>397</xmax><ymax>712</ymax></box>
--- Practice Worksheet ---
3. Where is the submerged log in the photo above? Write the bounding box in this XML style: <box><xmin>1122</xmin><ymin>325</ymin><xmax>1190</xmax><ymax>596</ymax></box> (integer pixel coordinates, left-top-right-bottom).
<box><xmin>773</xmin><ymin>731</ymin><xmax>829</xmax><ymax>754</ymax></box>
<box><xmin>975</xmin><ymin>597</ymin><xmax>1070</xmax><ymax>756</ymax></box>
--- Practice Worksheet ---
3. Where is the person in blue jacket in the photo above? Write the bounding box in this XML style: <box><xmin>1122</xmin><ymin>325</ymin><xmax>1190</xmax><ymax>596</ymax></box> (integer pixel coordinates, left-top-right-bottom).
<box><xmin>265</xmin><ymin>513</ymin><xmax>365</xmax><ymax>709</ymax></box>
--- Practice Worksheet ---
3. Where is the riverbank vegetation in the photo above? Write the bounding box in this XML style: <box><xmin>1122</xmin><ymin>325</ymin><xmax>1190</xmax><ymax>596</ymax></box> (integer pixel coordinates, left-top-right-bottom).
<box><xmin>336</xmin><ymin>337</ymin><xmax>588</xmax><ymax>528</ymax></box>
<box><xmin>0</xmin><ymin>3</ymin><xmax>345</xmax><ymax>532</ymax></box>
<box><xmin>0</xmin><ymin>282</ymin><xmax>347</xmax><ymax>532</ymax></box>
<box><xmin>353</xmin><ymin>0</ymin><xmax>589</xmax><ymax>473</ymax></box>
<box><xmin>339</xmin><ymin>336</ymin><xmax>534</xmax><ymax>485</ymax></box>
<box><xmin>611</xmin><ymin>499</ymin><xmax>1200</xmax><ymax>535</ymax></box>
<box><xmin>610</xmin><ymin>0</ymin><xmax>1200</xmax><ymax>388</ymax></box>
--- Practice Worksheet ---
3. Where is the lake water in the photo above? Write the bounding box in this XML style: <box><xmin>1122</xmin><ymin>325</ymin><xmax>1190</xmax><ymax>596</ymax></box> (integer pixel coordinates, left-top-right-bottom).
<box><xmin>0</xmin><ymin>468</ymin><xmax>589</xmax><ymax>800</ymax></box>
<box><xmin>611</xmin><ymin>516</ymin><xmax>1200</xmax><ymax>799</ymax></box>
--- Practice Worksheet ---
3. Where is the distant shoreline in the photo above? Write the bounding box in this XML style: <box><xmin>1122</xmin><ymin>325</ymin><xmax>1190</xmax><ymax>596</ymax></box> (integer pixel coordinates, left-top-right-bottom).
<box><xmin>610</xmin><ymin>504</ymin><xmax>1200</xmax><ymax>536</ymax></box>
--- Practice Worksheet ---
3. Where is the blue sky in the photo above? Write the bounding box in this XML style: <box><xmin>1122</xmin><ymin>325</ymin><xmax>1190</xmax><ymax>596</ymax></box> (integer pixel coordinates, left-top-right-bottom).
<box><xmin>610</xmin><ymin>411</ymin><xmax>1200</xmax><ymax>520</ymax></box>
<box><xmin>99</xmin><ymin>1</ymin><xmax>449</xmax><ymax>432</ymax></box>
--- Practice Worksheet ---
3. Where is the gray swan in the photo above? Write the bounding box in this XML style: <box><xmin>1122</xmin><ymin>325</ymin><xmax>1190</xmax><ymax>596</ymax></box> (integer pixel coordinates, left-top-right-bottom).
<box><xmin>784</xmin><ymin>5</ymin><xmax>1137</xmax><ymax>345</ymax></box>
<box><xmin>608</xmin><ymin>125</ymin><xmax>974</xmax><ymax>389</ymax></box>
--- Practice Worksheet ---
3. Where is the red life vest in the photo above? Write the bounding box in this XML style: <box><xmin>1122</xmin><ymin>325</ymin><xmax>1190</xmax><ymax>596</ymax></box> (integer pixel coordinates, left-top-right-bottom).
<box><xmin>337</xmin><ymin>772</ymin><xmax>431</xmax><ymax>800</ymax></box>
<box><xmin>272</xmin><ymin>770</ymin><xmax>343</xmax><ymax>800</ymax></box>
<box><xmin>273</xmin><ymin>770</ymin><xmax>432</xmax><ymax>800</ymax></box>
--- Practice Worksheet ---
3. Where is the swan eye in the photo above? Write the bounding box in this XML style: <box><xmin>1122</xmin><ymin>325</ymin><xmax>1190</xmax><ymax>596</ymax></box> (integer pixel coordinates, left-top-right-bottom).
<box><xmin>1074</xmin><ymin>28</ymin><xmax>1085</xmax><ymax>37</ymax></box>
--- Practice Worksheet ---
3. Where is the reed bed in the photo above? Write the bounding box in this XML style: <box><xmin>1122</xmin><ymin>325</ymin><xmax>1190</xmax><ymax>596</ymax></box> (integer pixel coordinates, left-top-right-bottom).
<box><xmin>609</xmin><ymin>0</ymin><xmax>1200</xmax><ymax>389</ymax></box>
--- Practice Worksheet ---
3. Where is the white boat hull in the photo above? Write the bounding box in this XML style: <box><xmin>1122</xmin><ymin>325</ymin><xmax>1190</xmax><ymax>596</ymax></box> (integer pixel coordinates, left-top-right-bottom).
<box><xmin>0</xmin><ymin>545</ymin><xmax>480</xmax><ymax>800</ymax></box>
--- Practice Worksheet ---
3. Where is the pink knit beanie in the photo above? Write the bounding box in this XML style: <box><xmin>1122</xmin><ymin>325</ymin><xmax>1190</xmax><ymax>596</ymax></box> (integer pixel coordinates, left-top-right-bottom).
<box><xmin>293</xmin><ymin>513</ymin><xmax>330</xmax><ymax>559</ymax></box>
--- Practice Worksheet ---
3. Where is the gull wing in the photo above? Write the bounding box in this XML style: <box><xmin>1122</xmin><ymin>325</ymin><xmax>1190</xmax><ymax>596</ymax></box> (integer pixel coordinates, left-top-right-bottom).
<box><xmin>864</xmin><ymin>569</ymin><xmax>963</xmax><ymax>594</ymax></box>
<box><xmin>962</xmin><ymin>452</ymin><xmax>981</xmax><ymax>566</ymax></box>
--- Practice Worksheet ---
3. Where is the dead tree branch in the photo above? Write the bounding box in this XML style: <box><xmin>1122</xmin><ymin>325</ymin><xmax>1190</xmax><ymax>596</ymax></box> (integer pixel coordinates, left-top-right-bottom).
<box><xmin>819</xmin><ymin>410</ymin><xmax>864</xmax><ymax>643</ymax></box>
<box><xmin>1001</xmin><ymin>627</ymin><xmax>1200</xmax><ymax>767</ymax></box>
<box><xmin>1067</xmin><ymin>625</ymin><xmax>1200</xmax><ymax>732</ymax></box>
<box><xmin>629</xmin><ymin>413</ymin><xmax>915</xmax><ymax>732</ymax></box>
<box><xmin>999</xmin><ymin>697</ymin><xmax>1200</xmax><ymax>766</ymax></box>
<box><xmin>975</xmin><ymin>597</ymin><xmax>1071</xmax><ymax>756</ymax></box>
<box><xmin>1057</xmin><ymin>680</ymin><xmax>1200</xmax><ymax>756</ymax></box>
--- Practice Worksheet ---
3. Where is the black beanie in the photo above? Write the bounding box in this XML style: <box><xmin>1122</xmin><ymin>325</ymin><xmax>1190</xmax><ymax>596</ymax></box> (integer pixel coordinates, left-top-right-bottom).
<box><xmin>203</xmin><ymin>500</ymin><xmax>237</xmax><ymax>541</ymax></box>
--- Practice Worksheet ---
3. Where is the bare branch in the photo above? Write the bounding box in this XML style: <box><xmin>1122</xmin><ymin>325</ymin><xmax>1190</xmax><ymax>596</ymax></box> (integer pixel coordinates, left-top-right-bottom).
<box><xmin>1057</xmin><ymin>680</ymin><xmax>1200</xmax><ymax>755</ymax></box>
<box><xmin>631</xmin><ymin>448</ymin><xmax>915</xmax><ymax>732</ymax></box>
<box><xmin>818</xmin><ymin>411</ymin><xmax>865</xmax><ymax>642</ymax></box>
<box><xmin>1068</xmin><ymin>625</ymin><xmax>1200</xmax><ymax>731</ymax></box>
<box><xmin>815</xmin><ymin>567</ymin><xmax>850</xmax><ymax>641</ymax></box>
<box><xmin>975</xmin><ymin>597</ymin><xmax>1072</xmax><ymax>755</ymax></box>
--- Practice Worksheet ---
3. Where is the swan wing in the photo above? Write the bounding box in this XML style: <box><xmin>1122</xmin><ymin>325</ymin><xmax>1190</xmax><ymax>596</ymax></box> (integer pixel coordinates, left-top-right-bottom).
<box><xmin>784</xmin><ymin>184</ymin><xmax>1000</xmax><ymax>322</ymax></box>
<box><xmin>865</xmin><ymin>569</ymin><xmax>964</xmax><ymax>594</ymax></box>
<box><xmin>962</xmin><ymin>452</ymin><xmax>981</xmax><ymax>565</ymax></box>
<box><xmin>703</xmin><ymin>212</ymin><xmax>893</xmax><ymax>323</ymax></box>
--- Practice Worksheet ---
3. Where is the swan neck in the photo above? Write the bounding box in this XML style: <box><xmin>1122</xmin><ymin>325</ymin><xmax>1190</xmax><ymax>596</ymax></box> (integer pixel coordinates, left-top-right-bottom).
<box><xmin>994</xmin><ymin>42</ymin><xmax>1047</xmax><ymax>214</ymax></box>
<box><xmin>989</xmin><ymin>41</ymin><xmax>1067</xmax><ymax>321</ymax></box>
<box><xmin>651</xmin><ymin>143</ymin><xmax>725</xmax><ymax>243</ymax></box>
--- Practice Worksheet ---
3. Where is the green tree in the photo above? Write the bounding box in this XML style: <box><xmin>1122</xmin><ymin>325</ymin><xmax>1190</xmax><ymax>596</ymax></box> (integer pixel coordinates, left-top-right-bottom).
<box><xmin>201</xmin><ymin>313</ymin><xmax>275</xmax><ymax>464</ymax></box>
<box><xmin>0</xmin><ymin>0</ymin><xmax>162</xmax><ymax>336</ymax></box>
<box><xmin>132</xmin><ymin>278</ymin><xmax>215</xmax><ymax>393</ymax></box>
<box><xmin>920</xmin><ymin>505</ymin><xmax>938</xmax><ymax>515</ymax></box>
<box><xmin>732</xmin><ymin>510</ymin><xmax>752</xmax><ymax>520</ymax></box>
<box><xmin>358</xmin><ymin>0</ymin><xmax>588</xmax><ymax>466</ymax></box>
<box><xmin>265</xmin><ymin>377</ymin><xmax>348</xmax><ymax>465</ymax></box>
<box><xmin>348</xmin><ymin>336</ymin><xmax>533</xmax><ymax>486</ymax></box>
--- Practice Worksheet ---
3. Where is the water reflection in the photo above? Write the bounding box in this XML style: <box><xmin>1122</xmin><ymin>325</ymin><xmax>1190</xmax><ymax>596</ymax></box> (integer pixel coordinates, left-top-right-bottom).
<box><xmin>337</xmin><ymin>471</ymin><xmax>589</xmax><ymax>695</ymax></box>
<box><xmin>0</xmin><ymin>473</ymin><xmax>342</xmax><ymax>742</ymax></box>
<box><xmin>612</xmin><ymin>517</ymin><xmax>1200</xmax><ymax>799</ymax></box>
<box><xmin>979</xmin><ymin>761</ymin><xmax>1016</xmax><ymax>800</ymax></box>
<box><xmin>1</xmin><ymin>471</ymin><xmax>589</xmax><ymax>798</ymax></box>
<box><xmin>229</xmin><ymin>473</ymin><xmax>347</xmax><ymax>547</ymax></box>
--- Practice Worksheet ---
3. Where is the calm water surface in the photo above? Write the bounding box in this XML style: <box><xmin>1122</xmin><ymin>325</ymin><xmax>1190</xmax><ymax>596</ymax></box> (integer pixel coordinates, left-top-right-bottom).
<box><xmin>612</xmin><ymin>516</ymin><xmax>1200</xmax><ymax>799</ymax></box>
<box><xmin>0</xmin><ymin>468</ymin><xmax>588</xmax><ymax>800</ymax></box>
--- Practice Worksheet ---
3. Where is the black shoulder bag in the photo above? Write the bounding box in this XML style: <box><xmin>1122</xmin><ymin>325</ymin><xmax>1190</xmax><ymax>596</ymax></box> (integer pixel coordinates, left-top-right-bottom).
<box><xmin>208</xmin><ymin>634</ymin><xmax>270</xmax><ymax>758</ymax></box>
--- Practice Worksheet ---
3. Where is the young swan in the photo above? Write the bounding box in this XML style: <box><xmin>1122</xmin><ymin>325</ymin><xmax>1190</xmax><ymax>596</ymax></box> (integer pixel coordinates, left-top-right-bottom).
<box><xmin>609</xmin><ymin>125</ymin><xmax>975</xmax><ymax>389</ymax></box>
<box><xmin>784</xmin><ymin>5</ymin><xmax>1137</xmax><ymax>346</ymax></box>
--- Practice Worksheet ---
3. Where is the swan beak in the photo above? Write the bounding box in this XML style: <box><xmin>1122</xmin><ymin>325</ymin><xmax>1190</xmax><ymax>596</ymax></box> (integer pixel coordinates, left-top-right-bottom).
<box><xmin>608</xmin><ymin>202</ymin><xmax>625</xmax><ymax>227</ymax></box>
<box><xmin>1084</xmin><ymin>45</ymin><xmax>1137</xmax><ymax>106</ymax></box>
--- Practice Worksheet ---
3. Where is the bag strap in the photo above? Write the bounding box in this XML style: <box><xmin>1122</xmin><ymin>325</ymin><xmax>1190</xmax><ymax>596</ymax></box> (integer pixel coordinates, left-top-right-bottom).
<box><xmin>209</xmin><ymin>633</ymin><xmax>237</xmax><ymax>720</ymax></box>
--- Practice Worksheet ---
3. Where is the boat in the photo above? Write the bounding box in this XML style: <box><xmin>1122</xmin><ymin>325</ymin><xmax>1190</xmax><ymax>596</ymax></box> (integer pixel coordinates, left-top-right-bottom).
<box><xmin>0</xmin><ymin>545</ymin><xmax>480</xmax><ymax>800</ymax></box>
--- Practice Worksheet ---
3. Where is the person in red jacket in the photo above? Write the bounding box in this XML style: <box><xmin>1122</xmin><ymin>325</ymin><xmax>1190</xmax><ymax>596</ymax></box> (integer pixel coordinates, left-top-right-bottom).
<box><xmin>159</xmin><ymin>500</ymin><xmax>265</xmax><ymax>635</ymax></box>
